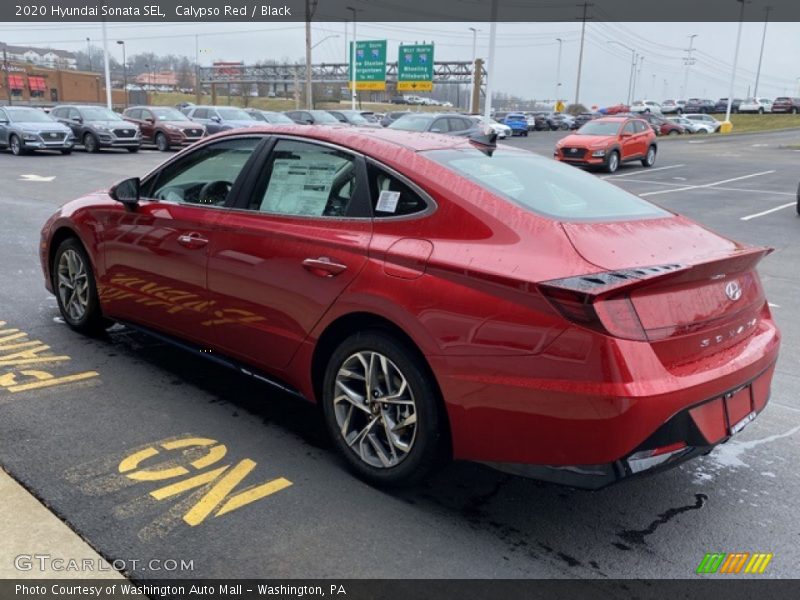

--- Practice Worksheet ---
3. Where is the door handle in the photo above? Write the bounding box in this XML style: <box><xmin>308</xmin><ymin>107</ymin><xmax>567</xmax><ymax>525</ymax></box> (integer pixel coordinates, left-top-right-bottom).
<box><xmin>177</xmin><ymin>232</ymin><xmax>209</xmax><ymax>248</ymax></box>
<box><xmin>302</xmin><ymin>257</ymin><xmax>348</xmax><ymax>277</ymax></box>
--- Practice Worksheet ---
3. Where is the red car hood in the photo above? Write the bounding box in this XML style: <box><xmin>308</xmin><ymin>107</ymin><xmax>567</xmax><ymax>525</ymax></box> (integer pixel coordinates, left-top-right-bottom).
<box><xmin>561</xmin><ymin>215</ymin><xmax>747</xmax><ymax>271</ymax></box>
<box><xmin>559</xmin><ymin>134</ymin><xmax>612</xmax><ymax>147</ymax></box>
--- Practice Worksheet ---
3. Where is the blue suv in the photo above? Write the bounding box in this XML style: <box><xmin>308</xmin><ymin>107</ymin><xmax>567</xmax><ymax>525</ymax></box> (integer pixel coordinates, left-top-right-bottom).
<box><xmin>503</xmin><ymin>112</ymin><xmax>529</xmax><ymax>136</ymax></box>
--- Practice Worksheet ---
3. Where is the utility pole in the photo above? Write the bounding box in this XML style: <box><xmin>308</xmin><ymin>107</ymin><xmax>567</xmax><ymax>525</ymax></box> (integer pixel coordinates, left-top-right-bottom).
<box><xmin>86</xmin><ymin>37</ymin><xmax>92</xmax><ymax>71</ymax></box>
<box><xmin>483</xmin><ymin>0</ymin><xmax>498</xmax><ymax>122</ymax></box>
<box><xmin>471</xmin><ymin>58</ymin><xmax>483</xmax><ymax>114</ymax></box>
<box><xmin>608</xmin><ymin>41</ymin><xmax>635</xmax><ymax>105</ymax></box>
<box><xmin>681</xmin><ymin>34</ymin><xmax>697</xmax><ymax>100</ymax></box>
<box><xmin>725</xmin><ymin>0</ymin><xmax>747</xmax><ymax>124</ymax></box>
<box><xmin>304</xmin><ymin>0</ymin><xmax>317</xmax><ymax>109</ymax></box>
<box><xmin>555</xmin><ymin>37</ymin><xmax>563</xmax><ymax>104</ymax></box>
<box><xmin>469</xmin><ymin>27</ymin><xmax>479</xmax><ymax>113</ymax></box>
<box><xmin>753</xmin><ymin>5</ymin><xmax>771</xmax><ymax>97</ymax></box>
<box><xmin>101</xmin><ymin>20</ymin><xmax>112</xmax><ymax>109</ymax></box>
<box><xmin>195</xmin><ymin>34</ymin><xmax>201</xmax><ymax>104</ymax></box>
<box><xmin>117</xmin><ymin>40</ymin><xmax>127</xmax><ymax>108</ymax></box>
<box><xmin>347</xmin><ymin>6</ymin><xmax>360</xmax><ymax>111</ymax></box>
<box><xmin>635</xmin><ymin>55</ymin><xmax>644</xmax><ymax>100</ymax></box>
<box><xmin>574</xmin><ymin>2</ymin><xmax>593</xmax><ymax>106</ymax></box>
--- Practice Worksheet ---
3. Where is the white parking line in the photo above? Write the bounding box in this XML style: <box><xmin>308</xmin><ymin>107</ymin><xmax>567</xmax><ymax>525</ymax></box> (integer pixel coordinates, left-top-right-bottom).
<box><xmin>602</xmin><ymin>164</ymin><xmax>685</xmax><ymax>179</ymax></box>
<box><xmin>710</xmin><ymin>186</ymin><xmax>796</xmax><ymax>197</ymax></box>
<box><xmin>639</xmin><ymin>171</ymin><xmax>776</xmax><ymax>197</ymax></box>
<box><xmin>610</xmin><ymin>178</ymin><xmax>690</xmax><ymax>187</ymax></box>
<box><xmin>740</xmin><ymin>202</ymin><xmax>796</xmax><ymax>221</ymax></box>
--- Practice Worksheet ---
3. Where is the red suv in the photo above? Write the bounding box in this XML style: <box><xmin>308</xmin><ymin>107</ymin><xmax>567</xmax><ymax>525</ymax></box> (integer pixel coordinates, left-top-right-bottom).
<box><xmin>123</xmin><ymin>106</ymin><xmax>206</xmax><ymax>151</ymax></box>
<box><xmin>771</xmin><ymin>97</ymin><xmax>800</xmax><ymax>114</ymax></box>
<box><xmin>555</xmin><ymin>116</ymin><xmax>657</xmax><ymax>173</ymax></box>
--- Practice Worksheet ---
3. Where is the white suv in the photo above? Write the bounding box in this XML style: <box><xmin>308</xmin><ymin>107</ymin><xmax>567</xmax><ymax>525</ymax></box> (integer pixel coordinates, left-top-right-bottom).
<box><xmin>684</xmin><ymin>113</ymin><xmax>721</xmax><ymax>133</ymax></box>
<box><xmin>631</xmin><ymin>100</ymin><xmax>663</xmax><ymax>114</ymax></box>
<box><xmin>738</xmin><ymin>97</ymin><xmax>773</xmax><ymax>114</ymax></box>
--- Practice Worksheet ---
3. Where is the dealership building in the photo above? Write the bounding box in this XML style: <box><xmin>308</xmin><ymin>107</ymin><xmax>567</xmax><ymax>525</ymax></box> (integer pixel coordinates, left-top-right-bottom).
<box><xmin>1</xmin><ymin>61</ymin><xmax>125</xmax><ymax>105</ymax></box>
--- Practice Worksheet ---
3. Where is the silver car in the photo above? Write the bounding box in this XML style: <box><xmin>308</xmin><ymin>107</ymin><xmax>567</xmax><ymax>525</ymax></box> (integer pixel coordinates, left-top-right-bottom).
<box><xmin>0</xmin><ymin>106</ymin><xmax>75</xmax><ymax>155</ymax></box>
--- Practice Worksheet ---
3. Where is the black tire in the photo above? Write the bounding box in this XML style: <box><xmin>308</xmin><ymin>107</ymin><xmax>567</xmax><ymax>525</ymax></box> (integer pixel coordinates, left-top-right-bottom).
<box><xmin>605</xmin><ymin>150</ymin><xmax>620</xmax><ymax>173</ymax></box>
<box><xmin>758</xmin><ymin>107</ymin><xmax>764</xmax><ymax>114</ymax></box>
<box><xmin>792</xmin><ymin>107</ymin><xmax>798</xmax><ymax>115</ymax></box>
<box><xmin>641</xmin><ymin>145</ymin><xmax>657</xmax><ymax>167</ymax></box>
<box><xmin>321</xmin><ymin>330</ymin><xmax>443</xmax><ymax>487</ymax></box>
<box><xmin>668</xmin><ymin>129</ymin><xmax>679</xmax><ymax>136</ymax></box>
<box><xmin>83</xmin><ymin>133</ymin><xmax>99</xmax><ymax>153</ymax></box>
<box><xmin>796</xmin><ymin>181</ymin><xmax>800</xmax><ymax>216</ymax></box>
<box><xmin>127</xmin><ymin>147</ymin><xmax>140</xmax><ymax>153</ymax></box>
<box><xmin>155</xmin><ymin>132</ymin><xmax>170</xmax><ymax>151</ymax></box>
<box><xmin>10</xmin><ymin>134</ymin><xmax>27</xmax><ymax>156</ymax></box>
<box><xmin>60</xmin><ymin>149</ymin><xmax>72</xmax><ymax>155</ymax></box>
<box><xmin>523</xmin><ymin>130</ymin><xmax>529</xmax><ymax>137</ymax></box>
<box><xmin>52</xmin><ymin>237</ymin><xmax>107</xmax><ymax>335</ymax></box>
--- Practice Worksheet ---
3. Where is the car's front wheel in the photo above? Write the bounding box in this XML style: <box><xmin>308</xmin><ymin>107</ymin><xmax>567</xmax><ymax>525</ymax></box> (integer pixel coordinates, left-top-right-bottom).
<box><xmin>127</xmin><ymin>147</ymin><xmax>139</xmax><ymax>153</ymax></box>
<box><xmin>322</xmin><ymin>331</ymin><xmax>443</xmax><ymax>487</ymax></box>
<box><xmin>155</xmin><ymin>132</ymin><xmax>170</xmax><ymax>151</ymax></box>
<box><xmin>605</xmin><ymin>150</ymin><xmax>620</xmax><ymax>173</ymax></box>
<box><xmin>642</xmin><ymin>145</ymin><xmax>657</xmax><ymax>167</ymax></box>
<box><xmin>9</xmin><ymin>135</ymin><xmax>25</xmax><ymax>156</ymax></box>
<box><xmin>53</xmin><ymin>238</ymin><xmax>106</xmax><ymax>335</ymax></box>
<box><xmin>83</xmin><ymin>133</ymin><xmax>99</xmax><ymax>153</ymax></box>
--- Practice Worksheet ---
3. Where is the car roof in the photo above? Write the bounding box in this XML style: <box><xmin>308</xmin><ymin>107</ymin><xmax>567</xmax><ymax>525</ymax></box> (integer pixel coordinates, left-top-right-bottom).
<box><xmin>205</xmin><ymin>124</ymin><xmax>475</xmax><ymax>154</ymax></box>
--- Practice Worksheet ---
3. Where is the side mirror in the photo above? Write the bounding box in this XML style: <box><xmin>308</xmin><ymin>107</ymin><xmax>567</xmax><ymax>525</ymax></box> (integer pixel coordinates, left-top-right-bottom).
<box><xmin>73</xmin><ymin>117</ymin><xmax>83</xmax><ymax>124</ymax></box>
<box><xmin>430</xmin><ymin>128</ymin><xmax>442</xmax><ymax>133</ymax></box>
<box><xmin>304</xmin><ymin>118</ymin><xmax>314</xmax><ymax>124</ymax></box>
<box><xmin>109</xmin><ymin>177</ymin><xmax>141</xmax><ymax>208</ymax></box>
<box><xmin>211</xmin><ymin>116</ymin><xmax>221</xmax><ymax>123</ymax></box>
<box><xmin>620</xmin><ymin>132</ymin><xmax>631</xmax><ymax>138</ymax></box>
<box><xmin>0</xmin><ymin>119</ymin><xmax>8</xmax><ymax>125</ymax></box>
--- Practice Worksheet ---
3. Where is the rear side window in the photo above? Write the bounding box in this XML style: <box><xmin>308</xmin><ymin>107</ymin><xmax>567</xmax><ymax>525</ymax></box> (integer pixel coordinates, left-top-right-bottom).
<box><xmin>425</xmin><ymin>148</ymin><xmax>669</xmax><ymax>222</ymax></box>
<box><xmin>633</xmin><ymin>120</ymin><xmax>649</xmax><ymax>133</ymax></box>
<box><xmin>367</xmin><ymin>163</ymin><xmax>429</xmax><ymax>218</ymax></box>
<box><xmin>127</xmin><ymin>108</ymin><xmax>141</xmax><ymax>119</ymax></box>
<box><xmin>622</xmin><ymin>122</ymin><xmax>636</xmax><ymax>134</ymax></box>
<box><xmin>193</xmin><ymin>108</ymin><xmax>208</xmax><ymax>119</ymax></box>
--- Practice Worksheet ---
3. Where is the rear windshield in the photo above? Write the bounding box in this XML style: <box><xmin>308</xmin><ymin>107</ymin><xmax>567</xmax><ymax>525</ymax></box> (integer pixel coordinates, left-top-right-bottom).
<box><xmin>425</xmin><ymin>148</ymin><xmax>669</xmax><ymax>221</ymax></box>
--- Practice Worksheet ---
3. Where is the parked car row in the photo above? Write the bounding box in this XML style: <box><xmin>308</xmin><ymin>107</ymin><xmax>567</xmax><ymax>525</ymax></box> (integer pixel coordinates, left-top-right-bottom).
<box><xmin>619</xmin><ymin>97</ymin><xmax>800</xmax><ymax>115</ymax></box>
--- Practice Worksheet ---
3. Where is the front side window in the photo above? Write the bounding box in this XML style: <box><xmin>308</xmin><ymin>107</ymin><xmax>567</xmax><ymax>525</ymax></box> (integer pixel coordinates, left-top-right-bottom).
<box><xmin>148</xmin><ymin>137</ymin><xmax>261</xmax><ymax>206</ymax></box>
<box><xmin>250</xmin><ymin>139</ymin><xmax>358</xmax><ymax>217</ymax></box>
<box><xmin>425</xmin><ymin>148</ymin><xmax>669</xmax><ymax>222</ymax></box>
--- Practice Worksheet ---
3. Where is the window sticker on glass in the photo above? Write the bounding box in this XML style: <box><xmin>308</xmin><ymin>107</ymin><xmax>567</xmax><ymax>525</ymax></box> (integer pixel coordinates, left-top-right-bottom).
<box><xmin>376</xmin><ymin>190</ymin><xmax>400</xmax><ymax>213</ymax></box>
<box><xmin>261</xmin><ymin>156</ymin><xmax>340</xmax><ymax>216</ymax></box>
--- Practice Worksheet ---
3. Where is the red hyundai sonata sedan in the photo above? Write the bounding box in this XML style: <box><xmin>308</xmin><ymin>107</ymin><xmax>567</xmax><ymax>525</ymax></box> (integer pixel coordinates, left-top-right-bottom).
<box><xmin>40</xmin><ymin>126</ymin><xmax>780</xmax><ymax>488</ymax></box>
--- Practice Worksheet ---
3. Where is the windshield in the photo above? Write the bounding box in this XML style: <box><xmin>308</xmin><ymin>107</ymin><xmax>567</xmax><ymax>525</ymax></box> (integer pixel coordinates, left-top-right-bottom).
<box><xmin>6</xmin><ymin>108</ymin><xmax>54</xmax><ymax>123</ymax></box>
<box><xmin>152</xmin><ymin>107</ymin><xmax>186</xmax><ymax>120</ymax></box>
<box><xmin>389</xmin><ymin>115</ymin><xmax>434</xmax><ymax>131</ymax></box>
<box><xmin>309</xmin><ymin>110</ymin><xmax>340</xmax><ymax>124</ymax></box>
<box><xmin>217</xmin><ymin>108</ymin><xmax>253</xmax><ymax>120</ymax></box>
<box><xmin>425</xmin><ymin>148</ymin><xmax>669</xmax><ymax>221</ymax></box>
<box><xmin>263</xmin><ymin>111</ymin><xmax>294</xmax><ymax>123</ymax></box>
<box><xmin>576</xmin><ymin>121</ymin><xmax>621</xmax><ymax>135</ymax></box>
<box><xmin>341</xmin><ymin>111</ymin><xmax>368</xmax><ymax>124</ymax></box>
<box><xmin>81</xmin><ymin>108</ymin><xmax>123</xmax><ymax>121</ymax></box>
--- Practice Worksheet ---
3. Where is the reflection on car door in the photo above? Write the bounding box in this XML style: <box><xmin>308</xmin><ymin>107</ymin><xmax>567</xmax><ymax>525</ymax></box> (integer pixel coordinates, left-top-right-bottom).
<box><xmin>620</xmin><ymin>121</ymin><xmax>638</xmax><ymax>159</ymax></box>
<box><xmin>0</xmin><ymin>108</ymin><xmax>9</xmax><ymax>146</ymax></box>
<box><xmin>207</xmin><ymin>137</ymin><xmax>372</xmax><ymax>372</ymax></box>
<box><xmin>99</xmin><ymin>137</ymin><xmax>263</xmax><ymax>345</ymax></box>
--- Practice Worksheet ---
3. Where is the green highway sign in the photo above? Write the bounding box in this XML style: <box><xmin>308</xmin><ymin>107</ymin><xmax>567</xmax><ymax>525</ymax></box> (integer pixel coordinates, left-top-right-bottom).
<box><xmin>348</xmin><ymin>40</ymin><xmax>387</xmax><ymax>91</ymax></box>
<box><xmin>397</xmin><ymin>43</ymin><xmax>434</xmax><ymax>92</ymax></box>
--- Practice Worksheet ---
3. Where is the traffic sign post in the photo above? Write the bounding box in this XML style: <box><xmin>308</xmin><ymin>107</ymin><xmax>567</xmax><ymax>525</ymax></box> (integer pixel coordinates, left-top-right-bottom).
<box><xmin>348</xmin><ymin>40</ymin><xmax>387</xmax><ymax>91</ymax></box>
<box><xmin>397</xmin><ymin>43</ymin><xmax>434</xmax><ymax>92</ymax></box>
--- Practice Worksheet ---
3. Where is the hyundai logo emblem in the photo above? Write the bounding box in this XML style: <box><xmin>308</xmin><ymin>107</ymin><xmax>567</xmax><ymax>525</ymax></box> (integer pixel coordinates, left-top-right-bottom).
<box><xmin>725</xmin><ymin>280</ymin><xmax>742</xmax><ymax>301</ymax></box>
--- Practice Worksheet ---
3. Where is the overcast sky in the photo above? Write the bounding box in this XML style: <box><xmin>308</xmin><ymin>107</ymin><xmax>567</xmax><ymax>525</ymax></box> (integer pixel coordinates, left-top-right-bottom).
<box><xmin>2</xmin><ymin>20</ymin><xmax>799</xmax><ymax>105</ymax></box>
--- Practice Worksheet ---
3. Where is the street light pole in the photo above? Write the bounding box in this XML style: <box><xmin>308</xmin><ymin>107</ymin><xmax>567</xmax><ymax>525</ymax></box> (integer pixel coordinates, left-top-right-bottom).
<box><xmin>725</xmin><ymin>0</ymin><xmax>747</xmax><ymax>124</ymax></box>
<box><xmin>86</xmin><ymin>37</ymin><xmax>92</xmax><ymax>71</ymax></box>
<box><xmin>116</xmin><ymin>41</ymin><xmax>127</xmax><ymax>108</ymax></box>
<box><xmin>555</xmin><ymin>37</ymin><xmax>563</xmax><ymax>104</ymax></box>
<box><xmin>574</xmin><ymin>2</ymin><xmax>593</xmax><ymax>105</ymax></box>
<box><xmin>347</xmin><ymin>6</ymin><xmax>359</xmax><ymax>111</ymax></box>
<box><xmin>304</xmin><ymin>0</ymin><xmax>317</xmax><ymax>110</ymax></box>
<box><xmin>681</xmin><ymin>34</ymin><xmax>698</xmax><ymax>100</ymax></box>
<box><xmin>607</xmin><ymin>41</ymin><xmax>635</xmax><ymax>105</ymax></box>
<box><xmin>753</xmin><ymin>5</ymin><xmax>771</xmax><ymax>97</ymax></box>
<box><xmin>469</xmin><ymin>27</ymin><xmax>479</xmax><ymax>113</ymax></box>
<box><xmin>101</xmin><ymin>20</ymin><xmax>112</xmax><ymax>109</ymax></box>
<box><xmin>483</xmin><ymin>0</ymin><xmax>498</xmax><ymax>122</ymax></box>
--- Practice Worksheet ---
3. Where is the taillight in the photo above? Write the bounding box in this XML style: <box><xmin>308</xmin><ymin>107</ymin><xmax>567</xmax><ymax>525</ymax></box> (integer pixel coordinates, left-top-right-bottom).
<box><xmin>540</xmin><ymin>286</ymin><xmax>648</xmax><ymax>341</ymax></box>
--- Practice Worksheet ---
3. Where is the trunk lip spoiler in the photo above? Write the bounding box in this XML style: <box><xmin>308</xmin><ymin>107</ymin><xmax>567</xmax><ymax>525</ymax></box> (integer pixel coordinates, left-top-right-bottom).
<box><xmin>539</xmin><ymin>246</ymin><xmax>772</xmax><ymax>299</ymax></box>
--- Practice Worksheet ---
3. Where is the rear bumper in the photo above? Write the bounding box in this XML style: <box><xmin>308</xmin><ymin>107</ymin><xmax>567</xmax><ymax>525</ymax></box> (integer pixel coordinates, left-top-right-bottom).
<box><xmin>431</xmin><ymin>315</ymin><xmax>780</xmax><ymax>481</ymax></box>
<box><xmin>482</xmin><ymin>363</ymin><xmax>775</xmax><ymax>489</ymax></box>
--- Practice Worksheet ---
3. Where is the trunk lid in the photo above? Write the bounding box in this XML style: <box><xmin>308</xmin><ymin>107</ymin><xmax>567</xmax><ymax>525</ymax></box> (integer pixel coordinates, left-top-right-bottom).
<box><xmin>555</xmin><ymin>216</ymin><xmax>771</xmax><ymax>367</ymax></box>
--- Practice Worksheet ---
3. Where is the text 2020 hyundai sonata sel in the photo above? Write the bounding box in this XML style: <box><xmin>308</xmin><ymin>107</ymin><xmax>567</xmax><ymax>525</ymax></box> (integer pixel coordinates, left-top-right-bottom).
<box><xmin>40</xmin><ymin>125</ymin><xmax>780</xmax><ymax>488</ymax></box>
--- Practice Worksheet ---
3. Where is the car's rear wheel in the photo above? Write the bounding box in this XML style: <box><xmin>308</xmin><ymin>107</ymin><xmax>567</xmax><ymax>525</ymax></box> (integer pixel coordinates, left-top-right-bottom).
<box><xmin>668</xmin><ymin>129</ymin><xmax>679</xmax><ymax>136</ymax></box>
<box><xmin>83</xmin><ymin>133</ymin><xmax>99</xmax><ymax>153</ymax></box>
<box><xmin>792</xmin><ymin>107</ymin><xmax>798</xmax><ymax>114</ymax></box>
<box><xmin>321</xmin><ymin>331</ymin><xmax>442</xmax><ymax>487</ymax></box>
<box><xmin>605</xmin><ymin>150</ymin><xmax>620</xmax><ymax>173</ymax></box>
<box><xmin>155</xmin><ymin>132</ymin><xmax>170</xmax><ymax>151</ymax></box>
<box><xmin>9</xmin><ymin>135</ymin><xmax>25</xmax><ymax>156</ymax></box>
<box><xmin>758</xmin><ymin>107</ymin><xmax>764</xmax><ymax>114</ymax></box>
<box><xmin>641</xmin><ymin>145</ymin><xmax>657</xmax><ymax>167</ymax></box>
<box><xmin>53</xmin><ymin>238</ymin><xmax>106</xmax><ymax>335</ymax></box>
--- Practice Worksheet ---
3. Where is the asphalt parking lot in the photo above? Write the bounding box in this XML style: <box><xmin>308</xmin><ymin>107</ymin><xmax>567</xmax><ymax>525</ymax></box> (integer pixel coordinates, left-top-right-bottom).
<box><xmin>1</xmin><ymin>129</ymin><xmax>798</xmax><ymax>582</ymax></box>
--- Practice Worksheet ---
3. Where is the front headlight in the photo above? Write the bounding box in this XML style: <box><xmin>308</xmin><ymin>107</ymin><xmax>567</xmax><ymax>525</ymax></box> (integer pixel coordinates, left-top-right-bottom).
<box><xmin>95</xmin><ymin>126</ymin><xmax>110</xmax><ymax>133</ymax></box>
<box><xmin>165</xmin><ymin>124</ymin><xmax>181</xmax><ymax>131</ymax></box>
<box><xmin>22</xmin><ymin>131</ymin><xmax>39</xmax><ymax>141</ymax></box>
<box><xmin>591</xmin><ymin>149</ymin><xmax>606</xmax><ymax>157</ymax></box>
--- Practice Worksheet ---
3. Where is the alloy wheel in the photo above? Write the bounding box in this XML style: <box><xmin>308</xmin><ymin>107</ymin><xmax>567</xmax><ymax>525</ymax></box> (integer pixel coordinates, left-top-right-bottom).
<box><xmin>57</xmin><ymin>248</ymin><xmax>89</xmax><ymax>322</ymax></box>
<box><xmin>10</xmin><ymin>136</ymin><xmax>21</xmax><ymax>155</ymax></box>
<box><xmin>333</xmin><ymin>351</ymin><xmax>418</xmax><ymax>469</ymax></box>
